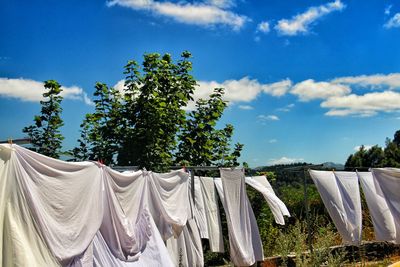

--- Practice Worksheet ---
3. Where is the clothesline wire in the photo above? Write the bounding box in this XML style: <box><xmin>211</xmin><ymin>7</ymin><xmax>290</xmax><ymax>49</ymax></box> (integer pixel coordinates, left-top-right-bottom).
<box><xmin>0</xmin><ymin>138</ymin><xmax>31</xmax><ymax>144</ymax></box>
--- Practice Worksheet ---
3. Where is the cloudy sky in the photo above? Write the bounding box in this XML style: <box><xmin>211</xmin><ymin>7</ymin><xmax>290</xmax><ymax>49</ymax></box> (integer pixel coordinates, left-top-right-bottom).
<box><xmin>1</xmin><ymin>0</ymin><xmax>400</xmax><ymax>166</ymax></box>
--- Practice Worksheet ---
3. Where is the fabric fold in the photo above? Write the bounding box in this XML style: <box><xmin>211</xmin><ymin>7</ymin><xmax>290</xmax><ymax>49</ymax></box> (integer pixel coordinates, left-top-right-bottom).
<box><xmin>309</xmin><ymin>170</ymin><xmax>362</xmax><ymax>244</ymax></box>
<box><xmin>218</xmin><ymin>169</ymin><xmax>264</xmax><ymax>266</ymax></box>
<box><xmin>357</xmin><ymin>171</ymin><xmax>396</xmax><ymax>242</ymax></box>
<box><xmin>245</xmin><ymin>176</ymin><xmax>290</xmax><ymax>225</ymax></box>
<box><xmin>371</xmin><ymin>168</ymin><xmax>400</xmax><ymax>244</ymax></box>
<box><xmin>199</xmin><ymin>176</ymin><xmax>224</xmax><ymax>253</ymax></box>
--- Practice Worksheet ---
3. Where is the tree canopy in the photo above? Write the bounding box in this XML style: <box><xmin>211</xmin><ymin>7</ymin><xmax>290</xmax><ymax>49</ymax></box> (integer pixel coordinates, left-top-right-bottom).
<box><xmin>71</xmin><ymin>51</ymin><xmax>243</xmax><ymax>171</ymax></box>
<box><xmin>345</xmin><ymin>130</ymin><xmax>400</xmax><ymax>168</ymax></box>
<box><xmin>23</xmin><ymin>80</ymin><xmax>64</xmax><ymax>158</ymax></box>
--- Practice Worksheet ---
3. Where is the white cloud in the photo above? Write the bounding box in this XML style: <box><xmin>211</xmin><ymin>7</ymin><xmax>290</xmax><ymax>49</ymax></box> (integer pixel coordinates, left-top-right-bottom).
<box><xmin>262</xmin><ymin>79</ymin><xmax>292</xmax><ymax>96</ymax></box>
<box><xmin>257</xmin><ymin>21</ymin><xmax>270</xmax><ymax>33</ymax></box>
<box><xmin>277</xmin><ymin>103</ymin><xmax>295</xmax><ymax>112</ymax></box>
<box><xmin>107</xmin><ymin>0</ymin><xmax>248</xmax><ymax>30</ymax></box>
<box><xmin>354</xmin><ymin>145</ymin><xmax>372</xmax><ymax>151</ymax></box>
<box><xmin>194</xmin><ymin>77</ymin><xmax>291</xmax><ymax>106</ymax></box>
<box><xmin>238</xmin><ymin>105</ymin><xmax>253</xmax><ymax>110</ymax></box>
<box><xmin>384</xmin><ymin>13</ymin><xmax>400</xmax><ymax>28</ymax></box>
<box><xmin>268</xmin><ymin>156</ymin><xmax>304</xmax><ymax>165</ymax></box>
<box><xmin>385</xmin><ymin>5</ymin><xmax>392</xmax><ymax>16</ymax></box>
<box><xmin>113</xmin><ymin>79</ymin><xmax>126</xmax><ymax>93</ymax></box>
<box><xmin>275</xmin><ymin>0</ymin><xmax>345</xmax><ymax>36</ymax></box>
<box><xmin>83</xmin><ymin>92</ymin><xmax>94</xmax><ymax>106</ymax></box>
<box><xmin>258</xmin><ymin>114</ymin><xmax>279</xmax><ymax>121</ymax></box>
<box><xmin>332</xmin><ymin>73</ymin><xmax>400</xmax><ymax>89</ymax></box>
<box><xmin>0</xmin><ymin>78</ymin><xmax>91</xmax><ymax>104</ymax></box>
<box><xmin>321</xmin><ymin>91</ymin><xmax>400</xmax><ymax>117</ymax></box>
<box><xmin>291</xmin><ymin>79</ymin><xmax>351</xmax><ymax>101</ymax></box>
<box><xmin>268</xmin><ymin>139</ymin><xmax>278</xmax><ymax>143</ymax></box>
<box><xmin>206</xmin><ymin>0</ymin><xmax>234</xmax><ymax>8</ymax></box>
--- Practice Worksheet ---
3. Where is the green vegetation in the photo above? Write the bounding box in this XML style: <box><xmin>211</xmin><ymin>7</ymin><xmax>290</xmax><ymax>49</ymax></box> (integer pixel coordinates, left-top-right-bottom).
<box><xmin>345</xmin><ymin>130</ymin><xmax>400</xmax><ymax>168</ymax></box>
<box><xmin>71</xmin><ymin>51</ymin><xmax>243</xmax><ymax>171</ymax></box>
<box><xmin>23</xmin><ymin>51</ymin><xmax>242</xmax><ymax>171</ymax></box>
<box><xmin>23</xmin><ymin>80</ymin><xmax>64</xmax><ymax>158</ymax></box>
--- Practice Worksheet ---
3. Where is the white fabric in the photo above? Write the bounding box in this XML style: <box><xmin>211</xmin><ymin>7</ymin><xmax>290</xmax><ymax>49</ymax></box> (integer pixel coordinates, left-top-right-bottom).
<box><xmin>198</xmin><ymin>176</ymin><xmax>224</xmax><ymax>253</ymax></box>
<box><xmin>1</xmin><ymin>145</ymin><xmax>60</xmax><ymax>266</ymax></box>
<box><xmin>245</xmin><ymin>176</ymin><xmax>290</xmax><ymax>225</ymax></box>
<box><xmin>357</xmin><ymin>171</ymin><xmax>396</xmax><ymax>242</ymax></box>
<box><xmin>217</xmin><ymin>169</ymin><xmax>264</xmax><ymax>266</ymax></box>
<box><xmin>1</xmin><ymin>144</ymin><xmax>106</xmax><ymax>265</ymax></box>
<box><xmin>93</xmin><ymin>215</ymin><xmax>174</xmax><ymax>267</ymax></box>
<box><xmin>192</xmin><ymin>176</ymin><xmax>208</xmax><ymax>239</ymax></box>
<box><xmin>371</xmin><ymin>168</ymin><xmax>400</xmax><ymax>243</ymax></box>
<box><xmin>166</xmin><ymin>218</ymin><xmax>204</xmax><ymax>267</ymax></box>
<box><xmin>309</xmin><ymin>170</ymin><xmax>362</xmax><ymax>244</ymax></box>
<box><xmin>104</xmin><ymin>168</ymin><xmax>191</xmax><ymax>241</ymax></box>
<box><xmin>0</xmin><ymin>144</ymin><xmax>188</xmax><ymax>266</ymax></box>
<box><xmin>166</xmin><ymin>178</ymin><xmax>204</xmax><ymax>267</ymax></box>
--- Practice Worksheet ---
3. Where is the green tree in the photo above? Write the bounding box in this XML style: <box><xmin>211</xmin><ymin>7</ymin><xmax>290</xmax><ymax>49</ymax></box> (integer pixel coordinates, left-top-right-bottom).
<box><xmin>118</xmin><ymin>51</ymin><xmax>197</xmax><ymax>171</ymax></box>
<box><xmin>72</xmin><ymin>83</ymin><xmax>123</xmax><ymax>164</ymax></box>
<box><xmin>383</xmin><ymin>137</ymin><xmax>400</xmax><ymax>167</ymax></box>
<box><xmin>365</xmin><ymin>145</ymin><xmax>384</xmax><ymax>167</ymax></box>
<box><xmin>175</xmin><ymin>87</ymin><xmax>243</xmax><ymax>167</ymax></box>
<box><xmin>23</xmin><ymin>80</ymin><xmax>64</xmax><ymax>158</ymax></box>
<box><xmin>345</xmin><ymin>130</ymin><xmax>400</xmax><ymax>168</ymax></box>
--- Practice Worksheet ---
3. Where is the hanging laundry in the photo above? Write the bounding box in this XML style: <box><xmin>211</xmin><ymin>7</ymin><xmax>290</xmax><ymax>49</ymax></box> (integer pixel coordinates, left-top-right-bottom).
<box><xmin>166</xmin><ymin>218</ymin><xmax>204</xmax><ymax>267</ymax></box>
<box><xmin>166</xmin><ymin>176</ymin><xmax>204</xmax><ymax>267</ymax></box>
<box><xmin>357</xmin><ymin>171</ymin><xmax>396</xmax><ymax>242</ymax></box>
<box><xmin>199</xmin><ymin>176</ymin><xmax>224</xmax><ymax>253</ymax></box>
<box><xmin>192</xmin><ymin>176</ymin><xmax>208</xmax><ymax>239</ymax></box>
<box><xmin>217</xmin><ymin>169</ymin><xmax>264</xmax><ymax>266</ymax></box>
<box><xmin>0</xmin><ymin>144</ymin><xmax>188</xmax><ymax>266</ymax></box>
<box><xmin>309</xmin><ymin>170</ymin><xmax>362</xmax><ymax>244</ymax></box>
<box><xmin>93</xmin><ymin>215</ymin><xmax>174</xmax><ymax>267</ymax></box>
<box><xmin>104</xmin><ymin>168</ymin><xmax>191</xmax><ymax>241</ymax></box>
<box><xmin>371</xmin><ymin>168</ymin><xmax>400</xmax><ymax>244</ymax></box>
<box><xmin>245</xmin><ymin>176</ymin><xmax>290</xmax><ymax>225</ymax></box>
<box><xmin>1</xmin><ymin>144</ymin><xmax>106</xmax><ymax>265</ymax></box>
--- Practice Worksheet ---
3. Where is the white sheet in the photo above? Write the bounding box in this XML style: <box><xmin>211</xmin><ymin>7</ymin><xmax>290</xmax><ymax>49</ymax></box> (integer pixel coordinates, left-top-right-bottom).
<box><xmin>0</xmin><ymin>144</ymin><xmax>187</xmax><ymax>266</ymax></box>
<box><xmin>166</xmin><ymin>218</ymin><xmax>204</xmax><ymax>267</ymax></box>
<box><xmin>192</xmin><ymin>176</ymin><xmax>208</xmax><ymax>239</ymax></box>
<box><xmin>245</xmin><ymin>176</ymin><xmax>290</xmax><ymax>225</ymax></box>
<box><xmin>218</xmin><ymin>169</ymin><xmax>264</xmax><ymax>266</ymax></box>
<box><xmin>93</xmin><ymin>215</ymin><xmax>174</xmax><ymax>267</ymax></box>
<box><xmin>199</xmin><ymin>176</ymin><xmax>224</xmax><ymax>253</ymax></box>
<box><xmin>357</xmin><ymin>171</ymin><xmax>396</xmax><ymax>242</ymax></box>
<box><xmin>309</xmin><ymin>170</ymin><xmax>362</xmax><ymax>244</ymax></box>
<box><xmin>371</xmin><ymin>168</ymin><xmax>400</xmax><ymax>243</ymax></box>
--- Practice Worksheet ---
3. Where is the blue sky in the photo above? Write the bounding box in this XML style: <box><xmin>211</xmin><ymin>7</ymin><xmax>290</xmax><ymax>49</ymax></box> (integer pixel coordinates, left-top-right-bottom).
<box><xmin>1</xmin><ymin>0</ymin><xmax>400</xmax><ymax>166</ymax></box>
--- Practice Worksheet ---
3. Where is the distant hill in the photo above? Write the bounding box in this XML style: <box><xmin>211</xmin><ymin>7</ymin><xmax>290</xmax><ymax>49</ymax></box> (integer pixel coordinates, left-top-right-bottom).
<box><xmin>321</xmin><ymin>162</ymin><xmax>344</xmax><ymax>170</ymax></box>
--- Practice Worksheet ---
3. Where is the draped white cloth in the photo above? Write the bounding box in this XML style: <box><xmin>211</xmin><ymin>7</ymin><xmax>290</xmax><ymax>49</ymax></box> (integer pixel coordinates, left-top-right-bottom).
<box><xmin>93</xmin><ymin>215</ymin><xmax>174</xmax><ymax>267</ymax></box>
<box><xmin>245</xmin><ymin>176</ymin><xmax>290</xmax><ymax>225</ymax></box>
<box><xmin>357</xmin><ymin>171</ymin><xmax>396</xmax><ymax>242</ymax></box>
<box><xmin>371</xmin><ymin>168</ymin><xmax>400</xmax><ymax>243</ymax></box>
<box><xmin>104</xmin><ymin>168</ymin><xmax>191</xmax><ymax>241</ymax></box>
<box><xmin>166</xmin><ymin>218</ymin><xmax>204</xmax><ymax>267</ymax></box>
<box><xmin>199</xmin><ymin>176</ymin><xmax>224</xmax><ymax>253</ymax></box>
<box><xmin>192</xmin><ymin>176</ymin><xmax>208</xmax><ymax>239</ymax></box>
<box><xmin>0</xmin><ymin>144</ymin><xmax>189</xmax><ymax>266</ymax></box>
<box><xmin>309</xmin><ymin>170</ymin><xmax>362</xmax><ymax>244</ymax></box>
<box><xmin>166</xmin><ymin>176</ymin><xmax>204</xmax><ymax>267</ymax></box>
<box><xmin>217</xmin><ymin>169</ymin><xmax>264</xmax><ymax>266</ymax></box>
